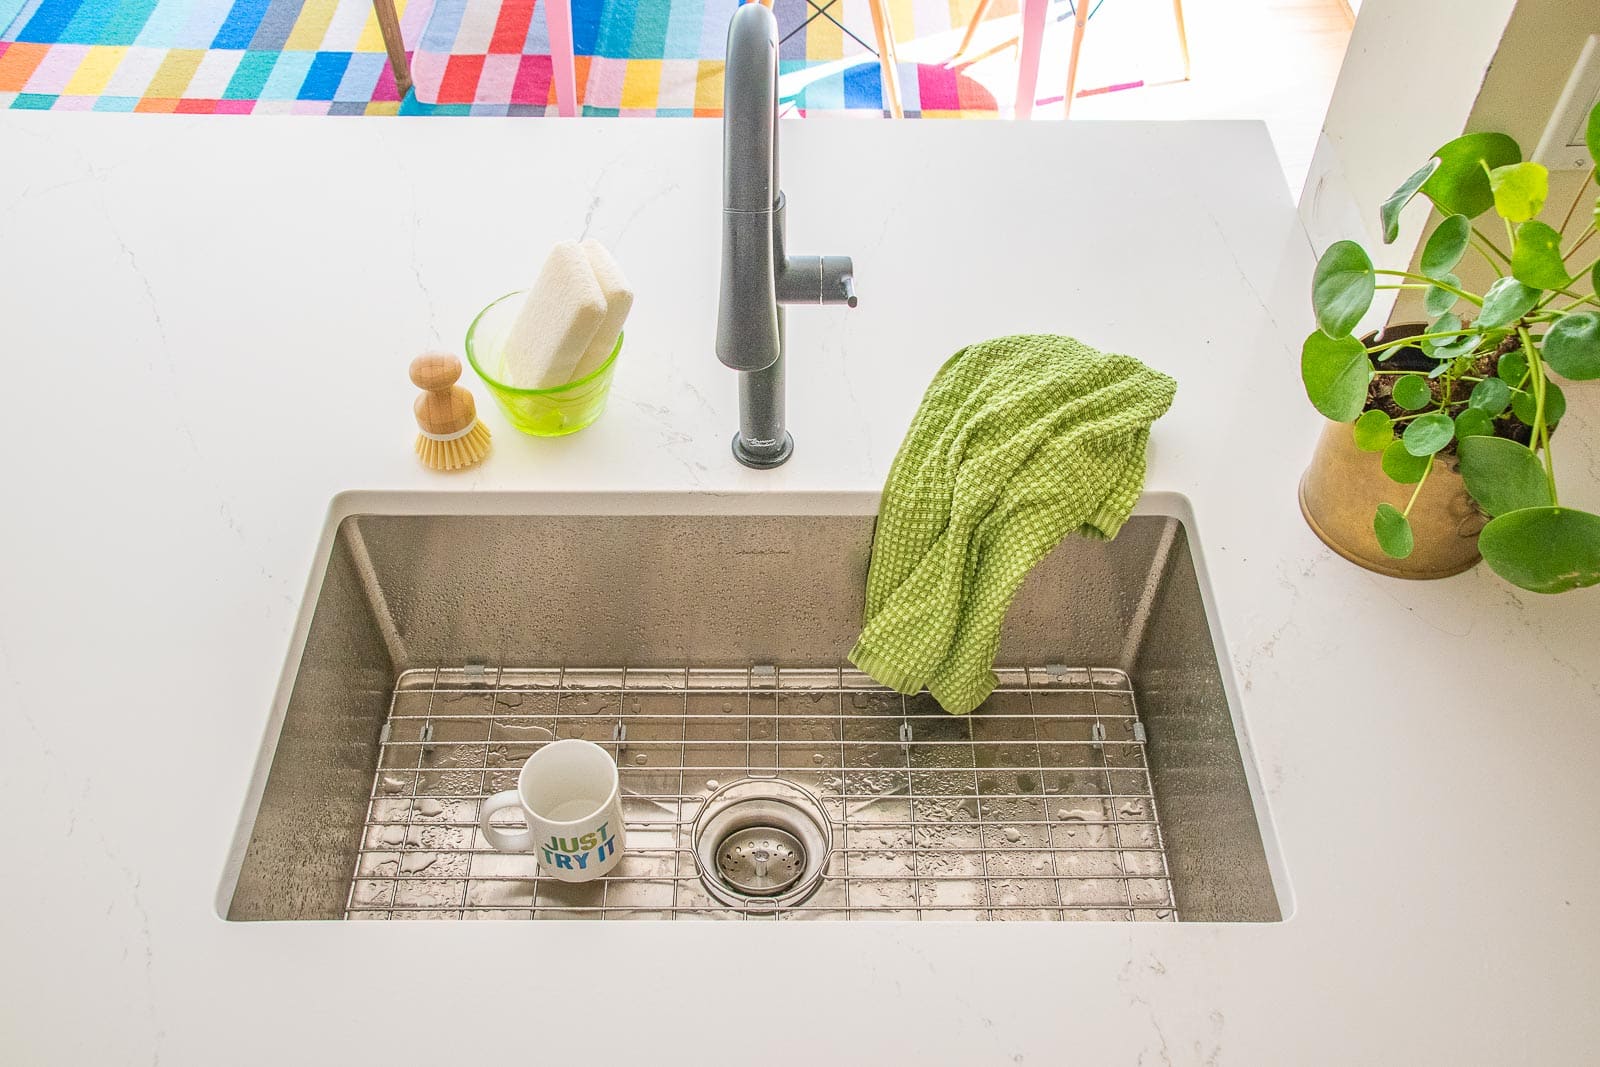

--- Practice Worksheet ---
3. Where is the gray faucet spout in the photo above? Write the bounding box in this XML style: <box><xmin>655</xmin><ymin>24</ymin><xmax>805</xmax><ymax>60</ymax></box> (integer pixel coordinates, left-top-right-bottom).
<box><xmin>715</xmin><ymin>2</ymin><xmax>855</xmax><ymax>469</ymax></box>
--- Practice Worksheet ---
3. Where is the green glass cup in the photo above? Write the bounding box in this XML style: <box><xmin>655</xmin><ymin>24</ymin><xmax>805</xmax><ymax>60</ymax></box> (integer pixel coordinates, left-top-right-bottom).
<box><xmin>464</xmin><ymin>291</ymin><xmax>622</xmax><ymax>437</ymax></box>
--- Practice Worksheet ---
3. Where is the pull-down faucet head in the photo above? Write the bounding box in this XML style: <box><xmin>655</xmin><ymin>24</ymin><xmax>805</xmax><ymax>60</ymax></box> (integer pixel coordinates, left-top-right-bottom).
<box><xmin>715</xmin><ymin>3</ymin><xmax>781</xmax><ymax>374</ymax></box>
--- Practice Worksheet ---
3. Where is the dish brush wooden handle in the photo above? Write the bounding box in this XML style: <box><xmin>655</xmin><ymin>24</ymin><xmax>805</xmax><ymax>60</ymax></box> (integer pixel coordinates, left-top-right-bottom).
<box><xmin>410</xmin><ymin>352</ymin><xmax>491</xmax><ymax>472</ymax></box>
<box><xmin>411</xmin><ymin>353</ymin><xmax>477</xmax><ymax>436</ymax></box>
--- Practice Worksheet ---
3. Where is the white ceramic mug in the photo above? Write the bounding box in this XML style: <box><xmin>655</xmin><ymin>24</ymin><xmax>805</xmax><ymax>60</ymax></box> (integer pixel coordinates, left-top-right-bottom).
<box><xmin>478</xmin><ymin>738</ymin><xmax>626</xmax><ymax>882</ymax></box>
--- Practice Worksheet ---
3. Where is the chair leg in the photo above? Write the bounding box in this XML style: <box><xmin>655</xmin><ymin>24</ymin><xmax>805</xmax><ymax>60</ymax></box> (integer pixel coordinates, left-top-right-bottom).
<box><xmin>950</xmin><ymin>0</ymin><xmax>994</xmax><ymax>62</ymax></box>
<box><xmin>1014</xmin><ymin>0</ymin><xmax>1046</xmax><ymax>120</ymax></box>
<box><xmin>371</xmin><ymin>0</ymin><xmax>412</xmax><ymax>99</ymax></box>
<box><xmin>1172</xmin><ymin>0</ymin><xmax>1191</xmax><ymax>81</ymax></box>
<box><xmin>867</xmin><ymin>0</ymin><xmax>904</xmax><ymax>118</ymax></box>
<box><xmin>545</xmin><ymin>0</ymin><xmax>579</xmax><ymax>117</ymax></box>
<box><xmin>1063</xmin><ymin>0</ymin><xmax>1089</xmax><ymax>117</ymax></box>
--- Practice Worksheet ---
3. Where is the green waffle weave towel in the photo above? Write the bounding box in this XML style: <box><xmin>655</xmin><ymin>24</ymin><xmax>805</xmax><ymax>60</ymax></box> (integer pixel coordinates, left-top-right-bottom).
<box><xmin>849</xmin><ymin>335</ymin><xmax>1177</xmax><ymax>715</ymax></box>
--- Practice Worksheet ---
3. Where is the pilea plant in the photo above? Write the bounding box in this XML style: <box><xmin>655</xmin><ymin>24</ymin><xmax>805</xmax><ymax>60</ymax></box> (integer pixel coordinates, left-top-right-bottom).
<box><xmin>1302</xmin><ymin>102</ymin><xmax>1600</xmax><ymax>594</ymax></box>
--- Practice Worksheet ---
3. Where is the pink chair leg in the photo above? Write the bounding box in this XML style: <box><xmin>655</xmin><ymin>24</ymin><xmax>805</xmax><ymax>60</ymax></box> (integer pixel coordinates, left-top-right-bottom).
<box><xmin>1014</xmin><ymin>0</ymin><xmax>1046</xmax><ymax>119</ymax></box>
<box><xmin>545</xmin><ymin>0</ymin><xmax>578</xmax><ymax>117</ymax></box>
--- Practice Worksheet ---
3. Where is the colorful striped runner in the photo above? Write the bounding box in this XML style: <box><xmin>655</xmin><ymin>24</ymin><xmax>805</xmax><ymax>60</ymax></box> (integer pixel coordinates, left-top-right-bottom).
<box><xmin>1</xmin><ymin>0</ymin><xmax>1001</xmax><ymax>115</ymax></box>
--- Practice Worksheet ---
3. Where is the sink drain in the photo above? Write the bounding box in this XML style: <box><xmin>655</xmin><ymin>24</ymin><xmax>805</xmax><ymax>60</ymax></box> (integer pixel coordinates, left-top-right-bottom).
<box><xmin>717</xmin><ymin>826</ymin><xmax>805</xmax><ymax>895</ymax></box>
<box><xmin>692</xmin><ymin>779</ymin><xmax>832</xmax><ymax>911</ymax></box>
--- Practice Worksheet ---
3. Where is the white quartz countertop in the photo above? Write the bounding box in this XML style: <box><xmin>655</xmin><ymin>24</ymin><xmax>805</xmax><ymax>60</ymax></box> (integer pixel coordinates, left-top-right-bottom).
<box><xmin>1</xmin><ymin>113</ymin><xmax>1597</xmax><ymax>1066</ymax></box>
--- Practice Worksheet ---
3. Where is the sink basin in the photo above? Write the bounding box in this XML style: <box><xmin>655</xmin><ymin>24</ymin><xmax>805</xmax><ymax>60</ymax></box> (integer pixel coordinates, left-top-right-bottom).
<box><xmin>222</xmin><ymin>493</ymin><xmax>1285</xmax><ymax>922</ymax></box>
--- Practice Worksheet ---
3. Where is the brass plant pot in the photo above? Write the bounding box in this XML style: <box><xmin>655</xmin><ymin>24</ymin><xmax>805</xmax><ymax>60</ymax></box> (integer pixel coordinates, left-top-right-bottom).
<box><xmin>1299</xmin><ymin>420</ymin><xmax>1487</xmax><ymax>580</ymax></box>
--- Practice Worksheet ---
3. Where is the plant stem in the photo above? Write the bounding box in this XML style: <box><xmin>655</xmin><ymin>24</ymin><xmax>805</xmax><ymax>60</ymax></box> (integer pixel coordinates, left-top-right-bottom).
<box><xmin>1363</xmin><ymin>327</ymin><xmax>1477</xmax><ymax>352</ymax></box>
<box><xmin>1375</xmin><ymin>284</ymin><xmax>1430</xmax><ymax>291</ymax></box>
<box><xmin>1402</xmin><ymin>456</ymin><xmax>1434</xmax><ymax>519</ymax></box>
<box><xmin>1558</xmin><ymin>168</ymin><xmax>1595</xmax><ymax>237</ymax></box>
<box><xmin>1567</xmin><ymin>226</ymin><xmax>1596</xmax><ymax>262</ymax></box>
<box><xmin>1373</xmin><ymin>270</ymin><xmax>1482</xmax><ymax>306</ymax></box>
<box><xmin>1471</xmin><ymin>228</ymin><xmax>1513</xmax><ymax>264</ymax></box>
<box><xmin>1469</xmin><ymin>236</ymin><xmax>1506</xmax><ymax>277</ymax></box>
<box><xmin>1517</xmin><ymin>325</ymin><xmax>1559</xmax><ymax>506</ymax></box>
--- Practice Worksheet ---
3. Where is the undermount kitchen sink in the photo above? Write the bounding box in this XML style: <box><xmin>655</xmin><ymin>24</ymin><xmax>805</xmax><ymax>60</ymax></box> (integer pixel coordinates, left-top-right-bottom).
<box><xmin>222</xmin><ymin>494</ymin><xmax>1285</xmax><ymax>922</ymax></box>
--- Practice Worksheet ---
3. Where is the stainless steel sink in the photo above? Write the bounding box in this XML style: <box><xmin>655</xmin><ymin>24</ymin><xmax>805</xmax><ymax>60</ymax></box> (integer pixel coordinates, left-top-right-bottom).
<box><xmin>222</xmin><ymin>494</ymin><xmax>1284</xmax><ymax>922</ymax></box>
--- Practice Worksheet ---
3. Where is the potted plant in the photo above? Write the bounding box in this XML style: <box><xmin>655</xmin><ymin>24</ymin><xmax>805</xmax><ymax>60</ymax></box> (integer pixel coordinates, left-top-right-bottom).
<box><xmin>1298</xmin><ymin>103</ymin><xmax>1600</xmax><ymax>593</ymax></box>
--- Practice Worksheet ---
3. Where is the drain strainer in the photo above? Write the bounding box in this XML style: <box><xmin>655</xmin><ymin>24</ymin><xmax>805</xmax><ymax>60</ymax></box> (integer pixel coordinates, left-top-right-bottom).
<box><xmin>692</xmin><ymin>778</ymin><xmax>832</xmax><ymax>911</ymax></box>
<box><xmin>717</xmin><ymin>826</ymin><xmax>805</xmax><ymax>895</ymax></box>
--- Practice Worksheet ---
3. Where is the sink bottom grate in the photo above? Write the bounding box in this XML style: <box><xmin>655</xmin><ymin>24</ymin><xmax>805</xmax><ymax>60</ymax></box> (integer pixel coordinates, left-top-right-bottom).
<box><xmin>346</xmin><ymin>665</ymin><xmax>1178</xmax><ymax>921</ymax></box>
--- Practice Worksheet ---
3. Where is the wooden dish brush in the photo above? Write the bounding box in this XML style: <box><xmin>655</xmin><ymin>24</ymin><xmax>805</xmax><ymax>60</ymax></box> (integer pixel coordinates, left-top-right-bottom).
<box><xmin>411</xmin><ymin>353</ymin><xmax>492</xmax><ymax>471</ymax></box>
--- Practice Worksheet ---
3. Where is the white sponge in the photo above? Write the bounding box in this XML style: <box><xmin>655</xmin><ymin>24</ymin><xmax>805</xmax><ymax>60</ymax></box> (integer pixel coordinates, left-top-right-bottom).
<box><xmin>499</xmin><ymin>241</ymin><xmax>609</xmax><ymax>389</ymax></box>
<box><xmin>570</xmin><ymin>240</ymin><xmax>634</xmax><ymax>381</ymax></box>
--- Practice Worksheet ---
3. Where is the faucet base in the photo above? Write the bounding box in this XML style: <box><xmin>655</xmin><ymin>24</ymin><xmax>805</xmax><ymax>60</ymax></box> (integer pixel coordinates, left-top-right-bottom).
<box><xmin>731</xmin><ymin>430</ymin><xmax>794</xmax><ymax>470</ymax></box>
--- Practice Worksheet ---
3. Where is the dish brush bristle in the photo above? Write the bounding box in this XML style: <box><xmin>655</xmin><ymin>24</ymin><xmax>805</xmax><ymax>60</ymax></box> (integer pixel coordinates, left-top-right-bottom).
<box><xmin>416</xmin><ymin>419</ymin><xmax>491</xmax><ymax>471</ymax></box>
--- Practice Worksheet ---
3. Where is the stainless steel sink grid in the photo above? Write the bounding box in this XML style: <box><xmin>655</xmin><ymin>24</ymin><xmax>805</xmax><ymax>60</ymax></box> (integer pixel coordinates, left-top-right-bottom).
<box><xmin>346</xmin><ymin>665</ymin><xmax>1175</xmax><ymax>920</ymax></box>
<box><xmin>224</xmin><ymin>505</ymin><xmax>1285</xmax><ymax>922</ymax></box>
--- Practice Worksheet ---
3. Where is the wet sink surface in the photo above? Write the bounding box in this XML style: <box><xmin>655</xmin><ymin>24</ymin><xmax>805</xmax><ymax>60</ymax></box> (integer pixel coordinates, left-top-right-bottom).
<box><xmin>224</xmin><ymin>506</ymin><xmax>1283</xmax><ymax>922</ymax></box>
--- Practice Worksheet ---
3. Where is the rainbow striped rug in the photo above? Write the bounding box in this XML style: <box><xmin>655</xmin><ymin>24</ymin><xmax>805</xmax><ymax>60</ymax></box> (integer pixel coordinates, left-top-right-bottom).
<box><xmin>0</xmin><ymin>0</ymin><xmax>999</xmax><ymax>115</ymax></box>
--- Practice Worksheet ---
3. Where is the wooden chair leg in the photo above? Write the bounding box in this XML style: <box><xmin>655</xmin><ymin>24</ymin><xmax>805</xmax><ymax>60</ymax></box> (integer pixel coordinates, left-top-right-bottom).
<box><xmin>1014</xmin><ymin>0</ymin><xmax>1046</xmax><ymax>119</ymax></box>
<box><xmin>1173</xmin><ymin>0</ymin><xmax>1191</xmax><ymax>81</ymax></box>
<box><xmin>545</xmin><ymin>0</ymin><xmax>579</xmax><ymax>116</ymax></box>
<box><xmin>867</xmin><ymin>0</ymin><xmax>904</xmax><ymax>118</ymax></box>
<box><xmin>951</xmin><ymin>0</ymin><xmax>994</xmax><ymax>62</ymax></box>
<box><xmin>1063</xmin><ymin>0</ymin><xmax>1089</xmax><ymax>117</ymax></box>
<box><xmin>371</xmin><ymin>0</ymin><xmax>412</xmax><ymax>99</ymax></box>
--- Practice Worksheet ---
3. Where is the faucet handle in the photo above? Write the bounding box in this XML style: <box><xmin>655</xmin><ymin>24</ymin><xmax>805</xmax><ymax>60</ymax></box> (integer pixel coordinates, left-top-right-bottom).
<box><xmin>821</xmin><ymin>255</ymin><xmax>856</xmax><ymax>308</ymax></box>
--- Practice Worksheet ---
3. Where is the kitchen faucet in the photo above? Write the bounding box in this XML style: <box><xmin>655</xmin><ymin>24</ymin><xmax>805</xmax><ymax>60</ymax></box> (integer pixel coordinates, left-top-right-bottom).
<box><xmin>715</xmin><ymin>2</ymin><xmax>857</xmax><ymax>469</ymax></box>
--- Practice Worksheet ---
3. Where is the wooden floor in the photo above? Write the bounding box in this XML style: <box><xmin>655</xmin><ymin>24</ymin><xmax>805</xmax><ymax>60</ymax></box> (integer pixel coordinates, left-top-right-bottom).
<box><xmin>897</xmin><ymin>0</ymin><xmax>1354</xmax><ymax>193</ymax></box>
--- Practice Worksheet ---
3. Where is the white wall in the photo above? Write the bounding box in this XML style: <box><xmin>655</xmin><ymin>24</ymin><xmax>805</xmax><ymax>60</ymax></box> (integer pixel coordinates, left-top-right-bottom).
<box><xmin>1299</xmin><ymin>0</ymin><xmax>1518</xmax><ymax>330</ymax></box>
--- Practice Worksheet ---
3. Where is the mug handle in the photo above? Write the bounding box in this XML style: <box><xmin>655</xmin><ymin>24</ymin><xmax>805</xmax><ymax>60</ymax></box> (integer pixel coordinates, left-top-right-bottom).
<box><xmin>479</xmin><ymin>790</ymin><xmax>536</xmax><ymax>852</ymax></box>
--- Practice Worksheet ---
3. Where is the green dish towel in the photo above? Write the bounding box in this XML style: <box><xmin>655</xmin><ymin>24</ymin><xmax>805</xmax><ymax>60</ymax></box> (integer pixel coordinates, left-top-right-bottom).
<box><xmin>849</xmin><ymin>335</ymin><xmax>1177</xmax><ymax>715</ymax></box>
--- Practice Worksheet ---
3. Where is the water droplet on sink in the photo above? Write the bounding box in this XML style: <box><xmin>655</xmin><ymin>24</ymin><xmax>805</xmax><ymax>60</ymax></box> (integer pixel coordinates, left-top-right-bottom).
<box><xmin>634</xmin><ymin>753</ymin><xmax>648</xmax><ymax>765</ymax></box>
<box><xmin>721</xmin><ymin>701</ymin><xmax>734</xmax><ymax>713</ymax></box>
<box><xmin>381</xmin><ymin>777</ymin><xmax>405</xmax><ymax>794</ymax></box>
<box><xmin>706</xmin><ymin>779</ymin><xmax>720</xmax><ymax>791</ymax></box>
<box><xmin>1000</xmin><ymin>894</ymin><xmax>1019</xmax><ymax>907</ymax></box>
<box><xmin>1003</xmin><ymin>827</ymin><xmax>1021</xmax><ymax>843</ymax></box>
<box><xmin>1032</xmin><ymin>856</ymin><xmax>1047</xmax><ymax>871</ymax></box>
<box><xmin>1119</xmin><ymin>800</ymin><xmax>1145</xmax><ymax>817</ymax></box>
<box><xmin>381</xmin><ymin>826</ymin><xmax>405</xmax><ymax>845</ymax></box>
<box><xmin>416</xmin><ymin>799</ymin><xmax>443</xmax><ymax>817</ymax></box>
<box><xmin>812</xmin><ymin>753</ymin><xmax>825</xmax><ymax>764</ymax></box>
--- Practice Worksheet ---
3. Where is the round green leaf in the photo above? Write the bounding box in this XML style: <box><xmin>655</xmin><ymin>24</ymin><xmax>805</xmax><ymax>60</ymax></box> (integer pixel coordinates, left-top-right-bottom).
<box><xmin>1391</xmin><ymin>373</ymin><xmax>1432</xmax><ymax>411</ymax></box>
<box><xmin>1469</xmin><ymin>376</ymin><xmax>1511</xmax><ymax>414</ymax></box>
<box><xmin>1424</xmin><ymin>274</ymin><xmax>1460</xmax><ymax>317</ymax></box>
<box><xmin>1403</xmin><ymin>411</ymin><xmax>1455</xmax><ymax>456</ymax></box>
<box><xmin>1377</xmin><ymin>343</ymin><xmax>1407</xmax><ymax>362</ymax></box>
<box><xmin>1381</xmin><ymin>439</ymin><xmax>1430</xmax><ymax>483</ymax></box>
<box><xmin>1498</xmin><ymin>349</ymin><xmax>1529</xmax><ymax>384</ymax></box>
<box><xmin>1587</xmin><ymin>98</ymin><xmax>1600</xmax><ymax>166</ymax></box>
<box><xmin>1421</xmin><ymin>214</ymin><xmax>1471</xmax><ymax>278</ymax></box>
<box><xmin>1543</xmin><ymin>311</ymin><xmax>1600</xmax><ymax>380</ymax></box>
<box><xmin>1454</xmin><ymin>408</ymin><xmax>1495</xmax><ymax>440</ymax></box>
<box><xmin>1457</xmin><ymin>435</ymin><xmax>1553</xmax><ymax>517</ymax></box>
<box><xmin>1421</xmin><ymin>132</ymin><xmax>1521</xmax><ymax>218</ymax></box>
<box><xmin>1488</xmin><ymin>162</ymin><xmax>1550</xmax><ymax>223</ymax></box>
<box><xmin>1373</xmin><ymin>503</ymin><xmax>1415</xmax><ymax>559</ymax></box>
<box><xmin>1353</xmin><ymin>409</ymin><xmax>1393</xmax><ymax>451</ymax></box>
<box><xmin>1380</xmin><ymin>159</ymin><xmax>1441</xmax><ymax>244</ymax></box>
<box><xmin>1511</xmin><ymin>378</ymin><xmax>1566</xmax><ymax>427</ymax></box>
<box><xmin>1479</xmin><ymin>507</ymin><xmax>1600</xmax><ymax>593</ymax></box>
<box><xmin>1312</xmin><ymin>241</ymin><xmax>1375</xmax><ymax>338</ymax></box>
<box><xmin>1511</xmin><ymin>220</ymin><xmax>1572</xmax><ymax>289</ymax></box>
<box><xmin>1477</xmin><ymin>277</ymin><xmax>1540</xmax><ymax>329</ymax></box>
<box><xmin>1301</xmin><ymin>331</ymin><xmax>1372</xmax><ymax>422</ymax></box>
